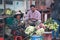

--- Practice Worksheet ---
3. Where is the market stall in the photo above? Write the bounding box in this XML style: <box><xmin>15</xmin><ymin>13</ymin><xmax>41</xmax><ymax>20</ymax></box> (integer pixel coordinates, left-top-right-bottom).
<box><xmin>24</xmin><ymin>18</ymin><xmax>59</xmax><ymax>40</ymax></box>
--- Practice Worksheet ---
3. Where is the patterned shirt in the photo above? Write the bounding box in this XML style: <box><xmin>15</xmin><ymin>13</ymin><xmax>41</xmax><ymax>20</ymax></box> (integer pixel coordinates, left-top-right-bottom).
<box><xmin>26</xmin><ymin>10</ymin><xmax>41</xmax><ymax>21</ymax></box>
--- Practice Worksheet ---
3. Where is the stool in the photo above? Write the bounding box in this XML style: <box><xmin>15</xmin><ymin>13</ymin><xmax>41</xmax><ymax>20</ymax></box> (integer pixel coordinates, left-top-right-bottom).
<box><xmin>0</xmin><ymin>37</ymin><xmax>4</xmax><ymax>40</ymax></box>
<box><xmin>14</xmin><ymin>36</ymin><xmax>23</xmax><ymax>40</ymax></box>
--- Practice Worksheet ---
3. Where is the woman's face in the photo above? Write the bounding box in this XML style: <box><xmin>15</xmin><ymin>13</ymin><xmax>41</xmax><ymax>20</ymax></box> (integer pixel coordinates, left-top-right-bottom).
<box><xmin>16</xmin><ymin>15</ymin><xmax>21</xmax><ymax>20</ymax></box>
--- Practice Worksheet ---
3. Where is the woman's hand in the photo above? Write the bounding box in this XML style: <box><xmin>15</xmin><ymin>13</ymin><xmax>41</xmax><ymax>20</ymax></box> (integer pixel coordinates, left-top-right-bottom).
<box><xmin>18</xmin><ymin>23</ymin><xmax>22</xmax><ymax>26</ymax></box>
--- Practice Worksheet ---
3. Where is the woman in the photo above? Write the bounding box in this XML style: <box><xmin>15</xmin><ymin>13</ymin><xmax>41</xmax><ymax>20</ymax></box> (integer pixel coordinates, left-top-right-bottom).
<box><xmin>11</xmin><ymin>11</ymin><xmax>28</xmax><ymax>40</ymax></box>
<box><xmin>13</xmin><ymin>11</ymin><xmax>24</xmax><ymax>30</ymax></box>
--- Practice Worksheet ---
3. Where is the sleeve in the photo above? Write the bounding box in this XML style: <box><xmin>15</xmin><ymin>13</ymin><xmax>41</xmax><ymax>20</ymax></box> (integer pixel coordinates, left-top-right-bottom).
<box><xmin>37</xmin><ymin>12</ymin><xmax>41</xmax><ymax>20</ymax></box>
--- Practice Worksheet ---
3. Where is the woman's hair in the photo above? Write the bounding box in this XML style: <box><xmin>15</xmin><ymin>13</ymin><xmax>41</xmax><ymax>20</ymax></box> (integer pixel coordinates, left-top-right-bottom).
<box><xmin>14</xmin><ymin>14</ymin><xmax>21</xmax><ymax>18</ymax></box>
<box><xmin>14</xmin><ymin>14</ymin><xmax>24</xmax><ymax>18</ymax></box>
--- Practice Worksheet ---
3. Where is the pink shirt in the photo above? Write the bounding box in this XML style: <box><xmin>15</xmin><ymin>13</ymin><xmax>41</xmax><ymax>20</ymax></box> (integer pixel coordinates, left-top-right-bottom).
<box><xmin>26</xmin><ymin>10</ymin><xmax>41</xmax><ymax>21</ymax></box>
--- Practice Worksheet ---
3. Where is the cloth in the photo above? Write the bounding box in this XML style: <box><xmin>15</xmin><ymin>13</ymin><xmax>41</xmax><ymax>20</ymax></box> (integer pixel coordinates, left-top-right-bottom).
<box><xmin>26</xmin><ymin>10</ymin><xmax>41</xmax><ymax>21</ymax></box>
<box><xmin>5</xmin><ymin>17</ymin><xmax>14</xmax><ymax>26</ymax></box>
<box><xmin>9</xmin><ymin>18</ymin><xmax>27</xmax><ymax>36</ymax></box>
<box><xmin>9</xmin><ymin>18</ymin><xmax>25</xmax><ymax>30</ymax></box>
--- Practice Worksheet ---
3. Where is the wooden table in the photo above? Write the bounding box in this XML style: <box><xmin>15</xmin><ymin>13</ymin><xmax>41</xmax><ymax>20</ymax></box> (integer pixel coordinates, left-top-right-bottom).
<box><xmin>43</xmin><ymin>32</ymin><xmax>52</xmax><ymax>40</ymax></box>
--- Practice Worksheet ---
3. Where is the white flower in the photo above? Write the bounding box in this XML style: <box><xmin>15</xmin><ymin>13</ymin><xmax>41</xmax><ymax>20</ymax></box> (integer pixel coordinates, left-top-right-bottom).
<box><xmin>36</xmin><ymin>28</ymin><xmax>44</xmax><ymax>36</ymax></box>
<box><xmin>25</xmin><ymin>26</ymin><xmax>35</xmax><ymax>35</ymax></box>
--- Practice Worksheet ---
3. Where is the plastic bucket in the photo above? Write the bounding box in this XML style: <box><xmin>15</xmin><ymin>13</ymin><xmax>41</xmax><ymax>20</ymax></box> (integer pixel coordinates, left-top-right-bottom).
<box><xmin>31</xmin><ymin>35</ymin><xmax>43</xmax><ymax>40</ymax></box>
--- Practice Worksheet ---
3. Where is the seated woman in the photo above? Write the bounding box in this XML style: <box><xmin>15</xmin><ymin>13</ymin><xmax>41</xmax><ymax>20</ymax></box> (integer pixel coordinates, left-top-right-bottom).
<box><xmin>11</xmin><ymin>11</ymin><xmax>28</xmax><ymax>40</ymax></box>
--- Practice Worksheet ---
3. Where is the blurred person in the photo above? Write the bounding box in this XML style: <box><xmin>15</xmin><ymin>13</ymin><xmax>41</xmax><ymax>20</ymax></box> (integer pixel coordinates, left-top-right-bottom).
<box><xmin>26</xmin><ymin>10</ymin><xmax>30</xmax><ymax>14</ymax></box>
<box><xmin>25</xmin><ymin>5</ymin><xmax>41</xmax><ymax>26</ymax></box>
<box><xmin>9</xmin><ymin>11</ymin><xmax>28</xmax><ymax>40</ymax></box>
<box><xmin>24</xmin><ymin>10</ymin><xmax>30</xmax><ymax>20</ymax></box>
<box><xmin>51</xmin><ymin>0</ymin><xmax>60</xmax><ymax>39</ymax></box>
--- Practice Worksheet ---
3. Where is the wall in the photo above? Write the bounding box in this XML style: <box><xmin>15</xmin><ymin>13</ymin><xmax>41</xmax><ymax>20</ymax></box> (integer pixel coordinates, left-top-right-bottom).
<box><xmin>0</xmin><ymin>0</ymin><xmax>35</xmax><ymax>13</ymax></box>
<box><xmin>0</xmin><ymin>1</ymin><xmax>26</xmax><ymax>13</ymax></box>
<box><xmin>46</xmin><ymin>0</ymin><xmax>53</xmax><ymax>7</ymax></box>
<box><xmin>0</xmin><ymin>4</ymin><xmax>4</xmax><ymax>9</ymax></box>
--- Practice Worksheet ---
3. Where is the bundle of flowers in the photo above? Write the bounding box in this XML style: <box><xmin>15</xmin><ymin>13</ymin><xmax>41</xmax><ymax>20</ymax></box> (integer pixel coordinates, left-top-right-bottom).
<box><xmin>25</xmin><ymin>26</ymin><xmax>35</xmax><ymax>35</ymax></box>
<box><xmin>35</xmin><ymin>28</ymin><xmax>44</xmax><ymax>36</ymax></box>
<box><xmin>44</xmin><ymin>18</ymin><xmax>59</xmax><ymax>31</ymax></box>
<box><xmin>25</xmin><ymin>26</ymin><xmax>45</xmax><ymax>36</ymax></box>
